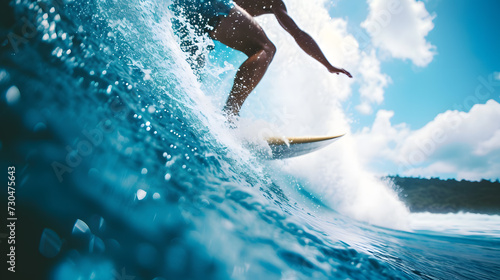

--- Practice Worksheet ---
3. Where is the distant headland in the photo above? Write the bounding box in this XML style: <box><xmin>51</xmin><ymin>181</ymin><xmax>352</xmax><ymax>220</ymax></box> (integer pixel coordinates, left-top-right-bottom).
<box><xmin>388</xmin><ymin>176</ymin><xmax>500</xmax><ymax>214</ymax></box>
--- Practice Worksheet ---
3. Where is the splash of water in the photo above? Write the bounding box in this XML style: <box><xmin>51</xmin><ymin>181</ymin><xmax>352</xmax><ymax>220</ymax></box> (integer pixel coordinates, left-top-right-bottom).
<box><xmin>202</xmin><ymin>0</ymin><xmax>410</xmax><ymax>229</ymax></box>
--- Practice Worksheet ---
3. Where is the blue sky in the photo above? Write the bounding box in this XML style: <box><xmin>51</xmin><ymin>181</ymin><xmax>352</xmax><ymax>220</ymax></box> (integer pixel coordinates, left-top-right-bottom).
<box><xmin>324</xmin><ymin>0</ymin><xmax>500</xmax><ymax>180</ymax></box>
<box><xmin>331</xmin><ymin>0</ymin><xmax>500</xmax><ymax>130</ymax></box>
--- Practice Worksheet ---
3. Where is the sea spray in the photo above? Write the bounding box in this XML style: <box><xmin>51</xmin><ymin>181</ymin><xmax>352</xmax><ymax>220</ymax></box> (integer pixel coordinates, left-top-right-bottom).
<box><xmin>204</xmin><ymin>0</ymin><xmax>410</xmax><ymax>228</ymax></box>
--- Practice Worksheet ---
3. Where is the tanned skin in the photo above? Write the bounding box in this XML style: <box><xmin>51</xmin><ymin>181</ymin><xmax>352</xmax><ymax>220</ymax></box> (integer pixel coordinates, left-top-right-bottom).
<box><xmin>209</xmin><ymin>0</ymin><xmax>352</xmax><ymax>118</ymax></box>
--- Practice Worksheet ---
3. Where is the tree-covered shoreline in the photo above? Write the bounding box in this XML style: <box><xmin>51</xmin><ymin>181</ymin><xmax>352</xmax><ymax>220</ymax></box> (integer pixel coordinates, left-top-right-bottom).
<box><xmin>388</xmin><ymin>176</ymin><xmax>500</xmax><ymax>214</ymax></box>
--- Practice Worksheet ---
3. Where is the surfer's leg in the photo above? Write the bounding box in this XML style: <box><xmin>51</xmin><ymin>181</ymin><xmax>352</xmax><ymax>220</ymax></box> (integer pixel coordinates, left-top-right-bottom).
<box><xmin>210</xmin><ymin>5</ymin><xmax>276</xmax><ymax>117</ymax></box>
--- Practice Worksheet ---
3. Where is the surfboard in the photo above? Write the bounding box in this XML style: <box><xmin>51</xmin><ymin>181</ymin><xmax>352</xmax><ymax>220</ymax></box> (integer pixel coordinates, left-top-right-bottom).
<box><xmin>265</xmin><ymin>134</ymin><xmax>345</xmax><ymax>159</ymax></box>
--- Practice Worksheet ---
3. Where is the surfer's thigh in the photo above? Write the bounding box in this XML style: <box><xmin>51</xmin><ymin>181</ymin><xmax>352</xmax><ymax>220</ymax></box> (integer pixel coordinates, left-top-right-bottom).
<box><xmin>210</xmin><ymin>5</ymin><xmax>273</xmax><ymax>56</ymax></box>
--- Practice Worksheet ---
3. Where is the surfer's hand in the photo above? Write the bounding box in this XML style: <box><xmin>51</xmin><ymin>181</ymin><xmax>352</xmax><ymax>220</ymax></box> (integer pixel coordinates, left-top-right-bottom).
<box><xmin>329</xmin><ymin>66</ymin><xmax>352</xmax><ymax>78</ymax></box>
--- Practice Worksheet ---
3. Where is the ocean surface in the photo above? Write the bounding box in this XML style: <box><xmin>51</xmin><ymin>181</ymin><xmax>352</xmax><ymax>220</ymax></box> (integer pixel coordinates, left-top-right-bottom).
<box><xmin>1</xmin><ymin>0</ymin><xmax>499</xmax><ymax>279</ymax></box>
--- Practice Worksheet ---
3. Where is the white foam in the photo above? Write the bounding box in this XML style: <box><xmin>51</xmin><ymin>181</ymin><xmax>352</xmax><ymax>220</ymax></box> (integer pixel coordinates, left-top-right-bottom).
<box><xmin>236</xmin><ymin>0</ymin><xmax>410</xmax><ymax>229</ymax></box>
<box><xmin>409</xmin><ymin>212</ymin><xmax>500</xmax><ymax>238</ymax></box>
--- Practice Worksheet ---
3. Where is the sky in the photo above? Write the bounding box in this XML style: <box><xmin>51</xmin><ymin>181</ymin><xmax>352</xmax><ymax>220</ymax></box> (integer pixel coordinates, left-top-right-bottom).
<box><xmin>327</xmin><ymin>0</ymin><xmax>500</xmax><ymax>180</ymax></box>
<box><xmin>207</xmin><ymin>0</ymin><xmax>500</xmax><ymax>181</ymax></box>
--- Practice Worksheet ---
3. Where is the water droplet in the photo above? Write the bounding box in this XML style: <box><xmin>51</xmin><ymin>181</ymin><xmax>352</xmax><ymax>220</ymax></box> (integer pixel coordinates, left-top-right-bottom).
<box><xmin>98</xmin><ymin>217</ymin><xmax>106</xmax><ymax>231</ymax></box>
<box><xmin>90</xmin><ymin>235</ymin><xmax>105</xmax><ymax>253</ymax></box>
<box><xmin>137</xmin><ymin>189</ymin><xmax>147</xmax><ymax>200</ymax></box>
<box><xmin>39</xmin><ymin>228</ymin><xmax>62</xmax><ymax>258</ymax></box>
<box><xmin>5</xmin><ymin>86</ymin><xmax>20</xmax><ymax>105</ymax></box>
<box><xmin>71</xmin><ymin>219</ymin><xmax>93</xmax><ymax>251</ymax></box>
<box><xmin>34</xmin><ymin>122</ymin><xmax>47</xmax><ymax>132</ymax></box>
<box><xmin>104</xmin><ymin>119</ymin><xmax>112</xmax><ymax>127</ymax></box>
<box><xmin>72</xmin><ymin>219</ymin><xmax>91</xmax><ymax>236</ymax></box>
<box><xmin>0</xmin><ymin>69</ymin><xmax>9</xmax><ymax>83</ymax></box>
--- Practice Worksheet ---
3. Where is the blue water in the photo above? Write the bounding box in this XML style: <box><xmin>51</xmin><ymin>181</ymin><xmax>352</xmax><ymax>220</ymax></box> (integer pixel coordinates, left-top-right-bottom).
<box><xmin>1</xmin><ymin>0</ymin><xmax>499</xmax><ymax>279</ymax></box>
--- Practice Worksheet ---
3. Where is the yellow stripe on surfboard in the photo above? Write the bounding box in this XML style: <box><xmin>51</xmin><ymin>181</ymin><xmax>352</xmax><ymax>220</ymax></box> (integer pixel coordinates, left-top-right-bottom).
<box><xmin>265</xmin><ymin>134</ymin><xmax>345</xmax><ymax>146</ymax></box>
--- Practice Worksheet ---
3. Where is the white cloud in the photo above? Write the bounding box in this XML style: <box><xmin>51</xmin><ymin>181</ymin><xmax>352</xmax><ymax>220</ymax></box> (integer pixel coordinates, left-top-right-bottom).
<box><xmin>355</xmin><ymin>102</ymin><xmax>374</xmax><ymax>115</ymax></box>
<box><xmin>355</xmin><ymin>100</ymin><xmax>500</xmax><ymax>181</ymax></box>
<box><xmin>356</xmin><ymin>109</ymin><xmax>410</xmax><ymax>161</ymax></box>
<box><xmin>474</xmin><ymin>130</ymin><xmax>500</xmax><ymax>156</ymax></box>
<box><xmin>356</xmin><ymin>50</ymin><xmax>391</xmax><ymax>114</ymax></box>
<box><xmin>402</xmin><ymin>162</ymin><xmax>456</xmax><ymax>179</ymax></box>
<box><xmin>361</xmin><ymin>0</ymin><xmax>436</xmax><ymax>67</ymax></box>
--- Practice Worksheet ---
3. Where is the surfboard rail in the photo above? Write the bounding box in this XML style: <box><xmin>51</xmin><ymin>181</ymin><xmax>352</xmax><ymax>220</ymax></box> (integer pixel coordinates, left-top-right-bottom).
<box><xmin>264</xmin><ymin>134</ymin><xmax>345</xmax><ymax>159</ymax></box>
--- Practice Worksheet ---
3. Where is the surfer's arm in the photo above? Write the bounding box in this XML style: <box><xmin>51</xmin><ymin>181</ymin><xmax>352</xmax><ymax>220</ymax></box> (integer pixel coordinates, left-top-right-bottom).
<box><xmin>271</xmin><ymin>1</ymin><xmax>352</xmax><ymax>78</ymax></box>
